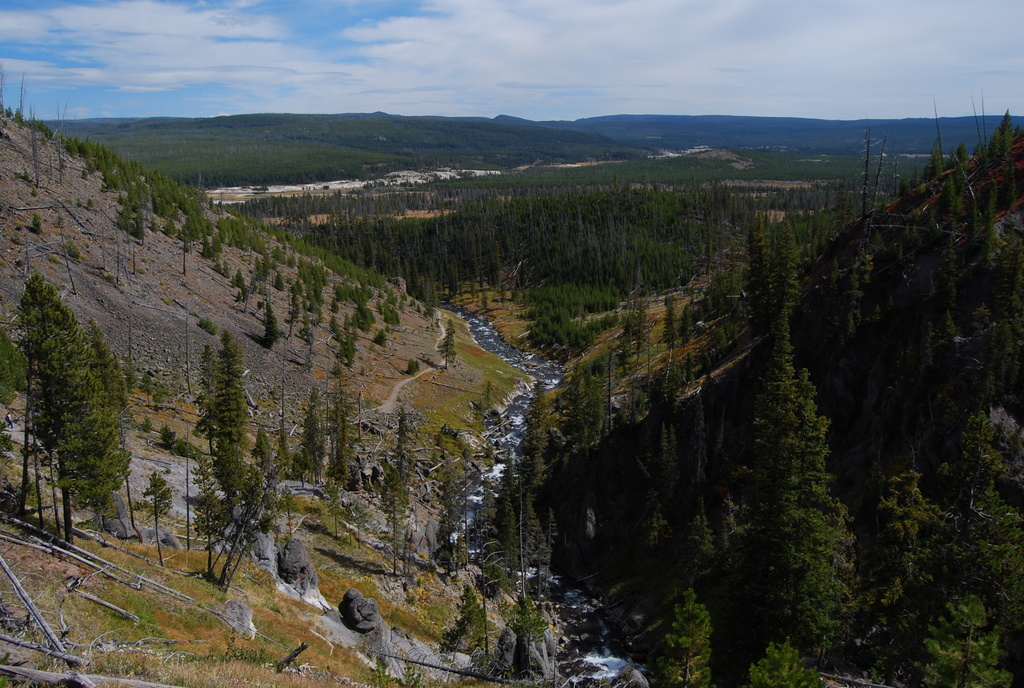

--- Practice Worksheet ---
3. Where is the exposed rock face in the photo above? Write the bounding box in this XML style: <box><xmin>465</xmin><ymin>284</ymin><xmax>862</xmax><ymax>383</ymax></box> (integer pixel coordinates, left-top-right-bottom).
<box><xmin>138</xmin><ymin>527</ymin><xmax>183</xmax><ymax>550</ymax></box>
<box><xmin>251</xmin><ymin>531</ymin><xmax>278</xmax><ymax>579</ymax></box>
<box><xmin>100</xmin><ymin>493</ymin><xmax>135</xmax><ymax>539</ymax></box>
<box><xmin>273</xmin><ymin>536</ymin><xmax>329</xmax><ymax>610</ymax></box>
<box><xmin>248</xmin><ymin>532</ymin><xmax>329</xmax><ymax>610</ymax></box>
<box><xmin>322</xmin><ymin>590</ymin><xmax>449</xmax><ymax>680</ymax></box>
<box><xmin>409</xmin><ymin>518</ymin><xmax>439</xmax><ymax>557</ymax></box>
<box><xmin>214</xmin><ymin>599</ymin><xmax>256</xmax><ymax>639</ymax></box>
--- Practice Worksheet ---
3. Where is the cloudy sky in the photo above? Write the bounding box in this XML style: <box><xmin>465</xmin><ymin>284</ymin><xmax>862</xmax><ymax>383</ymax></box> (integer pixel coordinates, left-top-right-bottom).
<box><xmin>1</xmin><ymin>0</ymin><xmax>1021</xmax><ymax>122</ymax></box>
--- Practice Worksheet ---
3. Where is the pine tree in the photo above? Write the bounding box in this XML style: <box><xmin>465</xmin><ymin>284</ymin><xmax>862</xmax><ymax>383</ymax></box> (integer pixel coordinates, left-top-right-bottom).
<box><xmin>209</xmin><ymin>330</ymin><xmax>249</xmax><ymax>502</ymax></box>
<box><xmin>262</xmin><ymin>300</ymin><xmax>280</xmax><ymax>347</ymax></box>
<box><xmin>746</xmin><ymin>640</ymin><xmax>821</xmax><ymax>688</ymax></box>
<box><xmin>325</xmin><ymin>365</ymin><xmax>352</xmax><ymax>486</ymax></box>
<box><xmin>858</xmin><ymin>468</ymin><xmax>941</xmax><ymax>678</ymax></box>
<box><xmin>301</xmin><ymin>387</ymin><xmax>325</xmax><ymax>484</ymax></box>
<box><xmin>723</xmin><ymin>322</ymin><xmax>850</xmax><ymax>662</ymax></box>
<box><xmin>142</xmin><ymin>471</ymin><xmax>172</xmax><ymax>566</ymax></box>
<box><xmin>435</xmin><ymin>456</ymin><xmax>466</xmax><ymax>573</ymax></box>
<box><xmin>663</xmin><ymin>294</ymin><xmax>678</xmax><ymax>350</ymax></box>
<box><xmin>937</xmin><ymin>413</ymin><xmax>1024</xmax><ymax>630</ymax></box>
<box><xmin>441</xmin><ymin>585</ymin><xmax>487</xmax><ymax>654</ymax></box>
<box><xmin>18</xmin><ymin>273</ymin><xmax>126</xmax><ymax>542</ymax></box>
<box><xmin>653</xmin><ymin>589</ymin><xmax>713</xmax><ymax>688</ymax></box>
<box><xmin>441</xmin><ymin>318</ymin><xmax>457</xmax><ymax>370</ymax></box>
<box><xmin>922</xmin><ymin>596</ymin><xmax>1011</xmax><ymax>688</ymax></box>
<box><xmin>380</xmin><ymin>461</ymin><xmax>409</xmax><ymax>574</ymax></box>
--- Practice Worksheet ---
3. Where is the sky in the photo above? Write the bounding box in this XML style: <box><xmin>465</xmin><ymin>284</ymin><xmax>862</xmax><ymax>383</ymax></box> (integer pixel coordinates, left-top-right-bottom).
<box><xmin>0</xmin><ymin>0</ymin><xmax>1021</xmax><ymax>122</ymax></box>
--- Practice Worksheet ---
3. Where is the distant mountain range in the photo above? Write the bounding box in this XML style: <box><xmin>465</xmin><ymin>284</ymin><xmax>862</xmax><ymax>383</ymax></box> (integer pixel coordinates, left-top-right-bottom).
<box><xmin>52</xmin><ymin>111</ymin><xmax>1023</xmax><ymax>186</ymax></box>
<box><xmin>532</xmin><ymin>113</ymin><xmax>1024</xmax><ymax>155</ymax></box>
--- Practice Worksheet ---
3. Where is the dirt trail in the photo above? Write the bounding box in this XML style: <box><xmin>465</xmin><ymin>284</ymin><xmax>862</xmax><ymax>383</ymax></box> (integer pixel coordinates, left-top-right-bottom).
<box><xmin>374</xmin><ymin>316</ymin><xmax>447</xmax><ymax>414</ymax></box>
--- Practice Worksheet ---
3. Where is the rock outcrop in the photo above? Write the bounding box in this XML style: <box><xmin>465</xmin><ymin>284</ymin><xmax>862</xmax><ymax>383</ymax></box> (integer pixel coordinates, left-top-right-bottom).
<box><xmin>488</xmin><ymin>626</ymin><xmax>557</xmax><ymax>681</ymax></box>
<box><xmin>250</xmin><ymin>532</ymin><xmax>329</xmax><ymax>610</ymax></box>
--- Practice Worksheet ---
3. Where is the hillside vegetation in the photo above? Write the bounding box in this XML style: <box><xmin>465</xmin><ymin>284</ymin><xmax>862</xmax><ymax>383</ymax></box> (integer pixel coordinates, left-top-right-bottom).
<box><xmin>0</xmin><ymin>111</ymin><xmax>542</xmax><ymax>687</ymax></box>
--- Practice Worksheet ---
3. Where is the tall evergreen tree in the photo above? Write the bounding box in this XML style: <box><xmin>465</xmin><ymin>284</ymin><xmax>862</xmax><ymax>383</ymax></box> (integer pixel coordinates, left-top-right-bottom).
<box><xmin>858</xmin><ymin>468</ymin><xmax>941</xmax><ymax>680</ymax></box>
<box><xmin>380</xmin><ymin>461</ymin><xmax>409</xmax><ymax>575</ymax></box>
<box><xmin>937</xmin><ymin>413</ymin><xmax>1024</xmax><ymax>631</ymax></box>
<box><xmin>301</xmin><ymin>387</ymin><xmax>325</xmax><ymax>484</ymax></box>
<box><xmin>746</xmin><ymin>640</ymin><xmax>821</xmax><ymax>688</ymax></box>
<box><xmin>441</xmin><ymin>318</ymin><xmax>457</xmax><ymax>370</ymax></box>
<box><xmin>325</xmin><ymin>365</ymin><xmax>352</xmax><ymax>486</ymax></box>
<box><xmin>209</xmin><ymin>330</ymin><xmax>249</xmax><ymax>502</ymax></box>
<box><xmin>723</xmin><ymin>322</ymin><xmax>850</xmax><ymax>663</ymax></box>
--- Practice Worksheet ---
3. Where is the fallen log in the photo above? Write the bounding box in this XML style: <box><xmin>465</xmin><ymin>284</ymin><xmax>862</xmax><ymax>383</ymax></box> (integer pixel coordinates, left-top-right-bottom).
<box><xmin>0</xmin><ymin>664</ymin><xmax>185</xmax><ymax>687</ymax></box>
<box><xmin>820</xmin><ymin>673</ymin><xmax>896</xmax><ymax>688</ymax></box>
<box><xmin>0</xmin><ymin>552</ymin><xmax>71</xmax><ymax>659</ymax></box>
<box><xmin>74</xmin><ymin>590</ymin><xmax>140</xmax><ymax>623</ymax></box>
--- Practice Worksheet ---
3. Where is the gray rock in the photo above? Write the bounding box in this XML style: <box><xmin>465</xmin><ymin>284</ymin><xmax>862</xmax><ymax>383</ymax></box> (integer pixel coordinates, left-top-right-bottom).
<box><xmin>138</xmin><ymin>526</ymin><xmax>183</xmax><ymax>550</ymax></box>
<box><xmin>100</xmin><ymin>493</ymin><xmax>136</xmax><ymax>540</ymax></box>
<box><xmin>277</xmin><ymin>537</ymin><xmax>318</xmax><ymax>595</ymax></box>
<box><xmin>340</xmin><ymin>588</ymin><xmax>382</xmax><ymax>633</ymax></box>
<box><xmin>410</xmin><ymin>519</ymin><xmax>439</xmax><ymax>557</ymax></box>
<box><xmin>615</xmin><ymin>665</ymin><xmax>649</xmax><ymax>688</ymax></box>
<box><xmin>489</xmin><ymin>628</ymin><xmax>517</xmax><ymax>676</ymax></box>
<box><xmin>214</xmin><ymin>599</ymin><xmax>256</xmax><ymax>639</ymax></box>
<box><xmin>251</xmin><ymin>531</ymin><xmax>278</xmax><ymax>578</ymax></box>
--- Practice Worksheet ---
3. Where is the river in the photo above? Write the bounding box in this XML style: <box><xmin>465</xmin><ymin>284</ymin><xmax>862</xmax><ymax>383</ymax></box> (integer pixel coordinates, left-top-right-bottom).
<box><xmin>451</xmin><ymin>306</ymin><xmax>640</xmax><ymax>685</ymax></box>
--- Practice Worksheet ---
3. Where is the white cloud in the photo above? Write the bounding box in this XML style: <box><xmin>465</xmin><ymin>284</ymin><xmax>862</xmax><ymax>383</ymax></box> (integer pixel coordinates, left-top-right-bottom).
<box><xmin>0</xmin><ymin>0</ymin><xmax>1022</xmax><ymax>119</ymax></box>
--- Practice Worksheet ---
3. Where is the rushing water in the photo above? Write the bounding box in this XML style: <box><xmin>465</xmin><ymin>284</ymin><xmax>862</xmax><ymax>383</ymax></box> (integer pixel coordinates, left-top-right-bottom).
<box><xmin>451</xmin><ymin>306</ymin><xmax>639</xmax><ymax>684</ymax></box>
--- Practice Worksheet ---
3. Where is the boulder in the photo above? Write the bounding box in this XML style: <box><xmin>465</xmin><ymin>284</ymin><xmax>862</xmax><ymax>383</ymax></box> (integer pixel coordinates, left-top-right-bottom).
<box><xmin>100</xmin><ymin>493</ymin><xmax>136</xmax><ymax>540</ymax></box>
<box><xmin>489</xmin><ymin>628</ymin><xmax>517</xmax><ymax>676</ymax></box>
<box><xmin>340</xmin><ymin>588</ymin><xmax>382</xmax><ymax>633</ymax></box>
<box><xmin>615</xmin><ymin>665</ymin><xmax>649</xmax><ymax>688</ymax></box>
<box><xmin>277</xmin><ymin>537</ymin><xmax>318</xmax><ymax>595</ymax></box>
<box><xmin>214</xmin><ymin>599</ymin><xmax>256</xmax><ymax>639</ymax></box>
<box><xmin>138</xmin><ymin>526</ymin><xmax>183</xmax><ymax>550</ymax></box>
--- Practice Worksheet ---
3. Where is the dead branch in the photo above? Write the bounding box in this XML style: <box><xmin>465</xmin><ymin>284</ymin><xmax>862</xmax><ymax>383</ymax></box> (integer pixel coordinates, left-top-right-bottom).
<box><xmin>371</xmin><ymin>650</ymin><xmax>517</xmax><ymax>684</ymax></box>
<box><xmin>275</xmin><ymin>642</ymin><xmax>309</xmax><ymax>671</ymax></box>
<box><xmin>820</xmin><ymin>673</ymin><xmax>896</xmax><ymax>688</ymax></box>
<box><xmin>0</xmin><ymin>632</ymin><xmax>88</xmax><ymax>668</ymax></box>
<box><xmin>0</xmin><ymin>551</ymin><xmax>69</xmax><ymax>657</ymax></box>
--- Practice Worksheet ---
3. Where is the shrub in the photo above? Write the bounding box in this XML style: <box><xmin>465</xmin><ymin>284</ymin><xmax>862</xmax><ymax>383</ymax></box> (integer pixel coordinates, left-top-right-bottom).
<box><xmin>197</xmin><ymin>317</ymin><xmax>218</xmax><ymax>335</ymax></box>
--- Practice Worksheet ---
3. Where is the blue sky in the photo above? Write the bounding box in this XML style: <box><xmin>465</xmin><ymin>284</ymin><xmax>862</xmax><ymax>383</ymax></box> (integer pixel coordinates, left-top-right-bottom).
<box><xmin>1</xmin><ymin>0</ymin><xmax>1021</xmax><ymax>122</ymax></box>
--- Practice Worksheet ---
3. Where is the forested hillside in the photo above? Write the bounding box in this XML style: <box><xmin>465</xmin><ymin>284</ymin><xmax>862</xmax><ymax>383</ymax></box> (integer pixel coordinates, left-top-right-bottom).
<box><xmin>242</xmin><ymin>180</ymin><xmax>850</xmax><ymax>353</ymax></box>
<box><xmin>534</xmin><ymin>114</ymin><xmax>1024</xmax><ymax>685</ymax></box>
<box><xmin>57</xmin><ymin>113</ymin><xmax>639</xmax><ymax>186</ymax></box>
